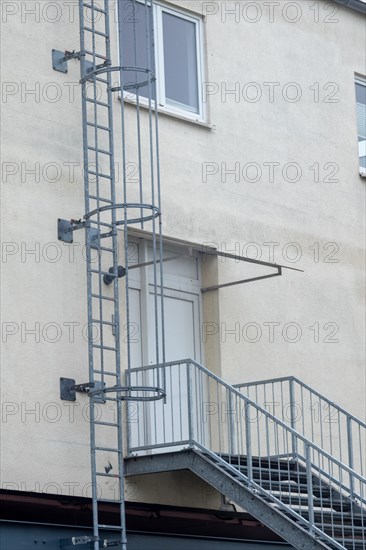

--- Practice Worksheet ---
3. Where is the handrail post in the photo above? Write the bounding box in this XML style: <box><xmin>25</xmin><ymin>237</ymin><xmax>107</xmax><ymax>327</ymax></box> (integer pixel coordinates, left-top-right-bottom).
<box><xmin>245</xmin><ymin>401</ymin><xmax>253</xmax><ymax>484</ymax></box>
<box><xmin>187</xmin><ymin>362</ymin><xmax>194</xmax><ymax>446</ymax></box>
<box><xmin>289</xmin><ymin>378</ymin><xmax>298</xmax><ymax>459</ymax></box>
<box><xmin>347</xmin><ymin>415</ymin><xmax>355</xmax><ymax>500</ymax></box>
<box><xmin>305</xmin><ymin>443</ymin><xmax>315</xmax><ymax>533</ymax></box>
<box><xmin>228</xmin><ymin>391</ymin><xmax>238</xmax><ymax>456</ymax></box>
<box><xmin>125</xmin><ymin>369</ymin><xmax>132</xmax><ymax>455</ymax></box>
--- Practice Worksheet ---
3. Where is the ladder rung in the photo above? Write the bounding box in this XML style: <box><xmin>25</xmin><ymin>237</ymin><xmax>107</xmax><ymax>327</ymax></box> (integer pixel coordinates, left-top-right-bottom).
<box><xmin>92</xmin><ymin>319</ymin><xmax>116</xmax><ymax>327</ymax></box>
<box><xmin>86</xmin><ymin>97</ymin><xmax>110</xmax><ymax>108</ymax></box>
<box><xmin>87</xmin><ymin>170</ymin><xmax>112</xmax><ymax>180</ymax></box>
<box><xmin>83</xmin><ymin>26</ymin><xmax>108</xmax><ymax>38</ymax></box>
<box><xmin>89</xmin><ymin>195</ymin><xmax>113</xmax><ymax>204</ymax></box>
<box><xmin>92</xmin><ymin>294</ymin><xmax>116</xmax><ymax>302</ymax></box>
<box><xmin>98</xmin><ymin>246</ymin><xmax>114</xmax><ymax>253</ymax></box>
<box><xmin>88</xmin><ymin>146</ymin><xmax>112</xmax><ymax>156</ymax></box>
<box><xmin>89</xmin><ymin>269</ymin><xmax>117</xmax><ymax>277</ymax></box>
<box><xmin>105</xmin><ymin>396</ymin><xmax>121</xmax><ymax>402</ymax></box>
<box><xmin>98</xmin><ymin>525</ymin><xmax>123</xmax><ymax>531</ymax></box>
<box><xmin>83</xmin><ymin>3</ymin><xmax>106</xmax><ymax>14</ymax></box>
<box><xmin>87</xmin><ymin>122</ymin><xmax>111</xmax><ymax>132</ymax></box>
<box><xmin>84</xmin><ymin>50</ymin><xmax>108</xmax><ymax>61</ymax></box>
<box><xmin>96</xmin><ymin>472</ymin><xmax>121</xmax><ymax>478</ymax></box>
<box><xmin>95</xmin><ymin>77</ymin><xmax>109</xmax><ymax>85</ymax></box>
<box><xmin>95</xmin><ymin>446</ymin><xmax>121</xmax><ymax>453</ymax></box>
<box><xmin>88</xmin><ymin>220</ymin><xmax>114</xmax><ymax>229</ymax></box>
<box><xmin>94</xmin><ymin>370</ymin><xmax>118</xmax><ymax>377</ymax></box>
<box><xmin>94</xmin><ymin>421</ymin><xmax>119</xmax><ymax>427</ymax></box>
<box><xmin>92</xmin><ymin>344</ymin><xmax>117</xmax><ymax>352</ymax></box>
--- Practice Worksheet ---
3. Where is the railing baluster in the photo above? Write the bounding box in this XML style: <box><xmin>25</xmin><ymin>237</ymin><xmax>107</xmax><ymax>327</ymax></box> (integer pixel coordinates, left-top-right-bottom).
<box><xmin>305</xmin><ymin>443</ymin><xmax>315</xmax><ymax>534</ymax></box>
<box><xmin>187</xmin><ymin>362</ymin><xmax>194</xmax><ymax>446</ymax></box>
<box><xmin>347</xmin><ymin>415</ymin><xmax>355</xmax><ymax>500</ymax></box>
<box><xmin>289</xmin><ymin>377</ymin><xmax>297</xmax><ymax>459</ymax></box>
<box><xmin>245</xmin><ymin>402</ymin><xmax>253</xmax><ymax>484</ymax></box>
<box><xmin>228</xmin><ymin>390</ymin><xmax>236</xmax><ymax>456</ymax></box>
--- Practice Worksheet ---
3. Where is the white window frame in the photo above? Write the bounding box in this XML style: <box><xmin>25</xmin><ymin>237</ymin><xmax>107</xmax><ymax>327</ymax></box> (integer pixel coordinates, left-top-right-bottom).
<box><xmin>355</xmin><ymin>76</ymin><xmax>366</xmax><ymax>177</ymax></box>
<box><xmin>117</xmin><ymin>0</ymin><xmax>206</xmax><ymax>124</ymax></box>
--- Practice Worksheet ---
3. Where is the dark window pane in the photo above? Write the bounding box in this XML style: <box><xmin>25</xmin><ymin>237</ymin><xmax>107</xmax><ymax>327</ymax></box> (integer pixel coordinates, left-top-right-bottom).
<box><xmin>119</xmin><ymin>0</ymin><xmax>155</xmax><ymax>100</ymax></box>
<box><xmin>162</xmin><ymin>12</ymin><xmax>199</xmax><ymax>113</ymax></box>
<box><xmin>355</xmin><ymin>82</ymin><xmax>366</xmax><ymax>105</ymax></box>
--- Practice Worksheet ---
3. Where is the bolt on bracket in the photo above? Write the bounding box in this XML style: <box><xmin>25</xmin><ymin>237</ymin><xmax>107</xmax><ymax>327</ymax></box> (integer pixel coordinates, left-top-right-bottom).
<box><xmin>60</xmin><ymin>378</ymin><xmax>106</xmax><ymax>404</ymax></box>
<box><xmin>52</xmin><ymin>49</ymin><xmax>82</xmax><ymax>73</ymax></box>
<box><xmin>58</xmin><ymin>218</ymin><xmax>99</xmax><ymax>248</ymax></box>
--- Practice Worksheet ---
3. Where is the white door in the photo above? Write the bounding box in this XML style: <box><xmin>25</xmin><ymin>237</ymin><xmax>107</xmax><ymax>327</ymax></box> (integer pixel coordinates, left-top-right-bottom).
<box><xmin>128</xmin><ymin>238</ymin><xmax>203</xmax><ymax>452</ymax></box>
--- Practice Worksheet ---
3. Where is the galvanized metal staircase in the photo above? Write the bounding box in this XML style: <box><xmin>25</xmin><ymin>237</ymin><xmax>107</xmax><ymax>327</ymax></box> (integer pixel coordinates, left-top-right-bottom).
<box><xmin>126</xmin><ymin>360</ymin><xmax>366</xmax><ymax>550</ymax></box>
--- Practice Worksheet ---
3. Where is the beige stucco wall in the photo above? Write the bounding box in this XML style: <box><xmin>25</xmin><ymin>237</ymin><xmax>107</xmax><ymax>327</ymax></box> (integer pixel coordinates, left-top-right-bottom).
<box><xmin>0</xmin><ymin>0</ymin><xmax>365</xmax><ymax>509</ymax></box>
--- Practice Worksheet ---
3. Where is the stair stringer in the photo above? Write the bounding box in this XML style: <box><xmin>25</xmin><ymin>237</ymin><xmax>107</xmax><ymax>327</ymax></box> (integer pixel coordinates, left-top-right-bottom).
<box><xmin>125</xmin><ymin>449</ymin><xmax>332</xmax><ymax>550</ymax></box>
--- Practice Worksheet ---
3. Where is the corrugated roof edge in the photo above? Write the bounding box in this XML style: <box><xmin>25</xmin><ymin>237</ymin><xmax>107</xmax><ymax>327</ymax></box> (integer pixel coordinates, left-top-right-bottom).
<box><xmin>333</xmin><ymin>0</ymin><xmax>366</xmax><ymax>14</ymax></box>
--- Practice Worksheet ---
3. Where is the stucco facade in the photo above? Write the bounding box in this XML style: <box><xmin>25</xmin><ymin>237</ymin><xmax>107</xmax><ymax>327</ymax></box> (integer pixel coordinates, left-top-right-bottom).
<box><xmin>0</xmin><ymin>0</ymin><xmax>365</xmax><ymax>514</ymax></box>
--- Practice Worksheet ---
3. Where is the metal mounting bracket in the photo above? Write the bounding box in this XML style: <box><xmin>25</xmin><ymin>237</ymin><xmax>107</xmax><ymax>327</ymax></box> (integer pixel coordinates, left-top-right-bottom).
<box><xmin>60</xmin><ymin>535</ymin><xmax>99</xmax><ymax>547</ymax></box>
<box><xmin>82</xmin><ymin>59</ymin><xmax>95</xmax><ymax>79</ymax></box>
<box><xmin>201</xmin><ymin>268</ymin><xmax>282</xmax><ymax>292</ymax></box>
<box><xmin>52</xmin><ymin>49</ymin><xmax>82</xmax><ymax>73</ymax></box>
<box><xmin>60</xmin><ymin>537</ymin><xmax>122</xmax><ymax>548</ymax></box>
<box><xmin>87</xmin><ymin>227</ymin><xmax>100</xmax><ymax>249</ymax></box>
<box><xmin>60</xmin><ymin>378</ymin><xmax>106</xmax><ymax>404</ymax></box>
<box><xmin>58</xmin><ymin>218</ymin><xmax>99</xmax><ymax>248</ymax></box>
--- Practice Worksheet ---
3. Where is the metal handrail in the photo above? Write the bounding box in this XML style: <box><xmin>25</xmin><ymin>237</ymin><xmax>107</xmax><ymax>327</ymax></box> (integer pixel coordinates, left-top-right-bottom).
<box><xmin>234</xmin><ymin>376</ymin><xmax>366</xmax><ymax>428</ymax></box>
<box><xmin>127</xmin><ymin>359</ymin><xmax>366</xmax><ymax>550</ymax></box>
<box><xmin>234</xmin><ymin>376</ymin><xmax>366</xmax><ymax>478</ymax></box>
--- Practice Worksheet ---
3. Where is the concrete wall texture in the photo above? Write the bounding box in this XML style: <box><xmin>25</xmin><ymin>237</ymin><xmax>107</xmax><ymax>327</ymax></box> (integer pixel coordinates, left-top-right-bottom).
<box><xmin>1</xmin><ymin>0</ymin><xmax>365</xmax><ymax>509</ymax></box>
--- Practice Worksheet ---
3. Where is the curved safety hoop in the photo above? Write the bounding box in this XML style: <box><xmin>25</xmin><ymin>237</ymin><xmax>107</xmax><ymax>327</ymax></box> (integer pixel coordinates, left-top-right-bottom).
<box><xmin>81</xmin><ymin>64</ymin><xmax>156</xmax><ymax>92</ymax></box>
<box><xmin>84</xmin><ymin>203</ymin><xmax>161</xmax><ymax>226</ymax></box>
<box><xmin>90</xmin><ymin>385</ymin><xmax>166</xmax><ymax>402</ymax></box>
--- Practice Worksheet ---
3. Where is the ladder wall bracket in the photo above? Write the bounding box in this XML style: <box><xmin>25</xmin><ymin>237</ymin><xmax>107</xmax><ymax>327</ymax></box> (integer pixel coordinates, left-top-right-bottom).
<box><xmin>52</xmin><ymin>49</ymin><xmax>82</xmax><ymax>73</ymax></box>
<box><xmin>57</xmin><ymin>218</ymin><xmax>86</xmax><ymax>244</ymax></box>
<box><xmin>60</xmin><ymin>378</ymin><xmax>106</xmax><ymax>404</ymax></box>
<box><xmin>59</xmin><ymin>535</ymin><xmax>99</xmax><ymax>547</ymax></box>
<box><xmin>87</xmin><ymin>227</ymin><xmax>100</xmax><ymax>250</ymax></box>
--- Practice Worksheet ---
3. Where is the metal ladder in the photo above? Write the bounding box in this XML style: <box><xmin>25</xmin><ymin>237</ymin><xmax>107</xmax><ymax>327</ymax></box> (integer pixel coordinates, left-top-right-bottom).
<box><xmin>79</xmin><ymin>1</ymin><xmax>126</xmax><ymax>547</ymax></box>
<box><xmin>56</xmin><ymin>1</ymin><xmax>165</xmax><ymax>548</ymax></box>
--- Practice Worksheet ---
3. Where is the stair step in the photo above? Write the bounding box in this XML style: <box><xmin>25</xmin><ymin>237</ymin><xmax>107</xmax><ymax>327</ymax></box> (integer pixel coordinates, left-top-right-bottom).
<box><xmin>219</xmin><ymin>454</ymin><xmax>296</xmax><ymax>471</ymax></box>
<box><xmin>284</xmin><ymin>508</ymin><xmax>365</xmax><ymax>524</ymax></box>
<box><xmin>251</xmin><ymin>479</ymin><xmax>312</xmax><ymax>493</ymax></box>
<box><xmin>334</xmin><ymin>540</ymin><xmax>365</xmax><ymax>550</ymax></box>
<box><xmin>318</xmin><ymin>523</ymin><xmax>365</xmax><ymax>535</ymax></box>
<box><xmin>277</xmin><ymin>494</ymin><xmax>354</xmax><ymax>512</ymax></box>
<box><xmin>235</xmin><ymin>467</ymin><xmax>308</xmax><ymax>482</ymax></box>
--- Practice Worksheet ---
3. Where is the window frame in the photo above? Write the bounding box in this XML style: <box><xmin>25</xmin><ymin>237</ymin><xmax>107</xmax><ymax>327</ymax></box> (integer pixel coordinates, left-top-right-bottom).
<box><xmin>117</xmin><ymin>0</ymin><xmax>206</xmax><ymax>124</ymax></box>
<box><xmin>355</xmin><ymin>76</ymin><xmax>366</xmax><ymax>176</ymax></box>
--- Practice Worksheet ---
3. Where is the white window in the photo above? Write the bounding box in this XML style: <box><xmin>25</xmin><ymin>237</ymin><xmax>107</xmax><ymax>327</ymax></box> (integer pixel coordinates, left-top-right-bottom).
<box><xmin>119</xmin><ymin>0</ymin><xmax>205</xmax><ymax>122</ymax></box>
<box><xmin>355</xmin><ymin>77</ymin><xmax>366</xmax><ymax>176</ymax></box>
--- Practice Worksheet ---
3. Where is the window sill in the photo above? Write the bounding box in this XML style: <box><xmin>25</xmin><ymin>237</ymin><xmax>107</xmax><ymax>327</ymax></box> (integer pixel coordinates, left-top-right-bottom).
<box><xmin>122</xmin><ymin>96</ymin><xmax>213</xmax><ymax>130</ymax></box>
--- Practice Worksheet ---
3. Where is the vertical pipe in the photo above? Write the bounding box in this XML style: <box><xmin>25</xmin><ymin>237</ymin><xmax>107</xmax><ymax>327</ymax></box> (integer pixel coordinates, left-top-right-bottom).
<box><xmin>289</xmin><ymin>378</ymin><xmax>297</xmax><ymax>459</ymax></box>
<box><xmin>245</xmin><ymin>401</ymin><xmax>253</xmax><ymax>484</ymax></box>
<box><xmin>228</xmin><ymin>390</ymin><xmax>236</xmax><ymax>457</ymax></box>
<box><xmin>347</xmin><ymin>415</ymin><xmax>355</xmax><ymax>500</ymax></box>
<box><xmin>306</xmin><ymin>443</ymin><xmax>315</xmax><ymax>534</ymax></box>
<box><xmin>187</xmin><ymin>362</ymin><xmax>194</xmax><ymax>445</ymax></box>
